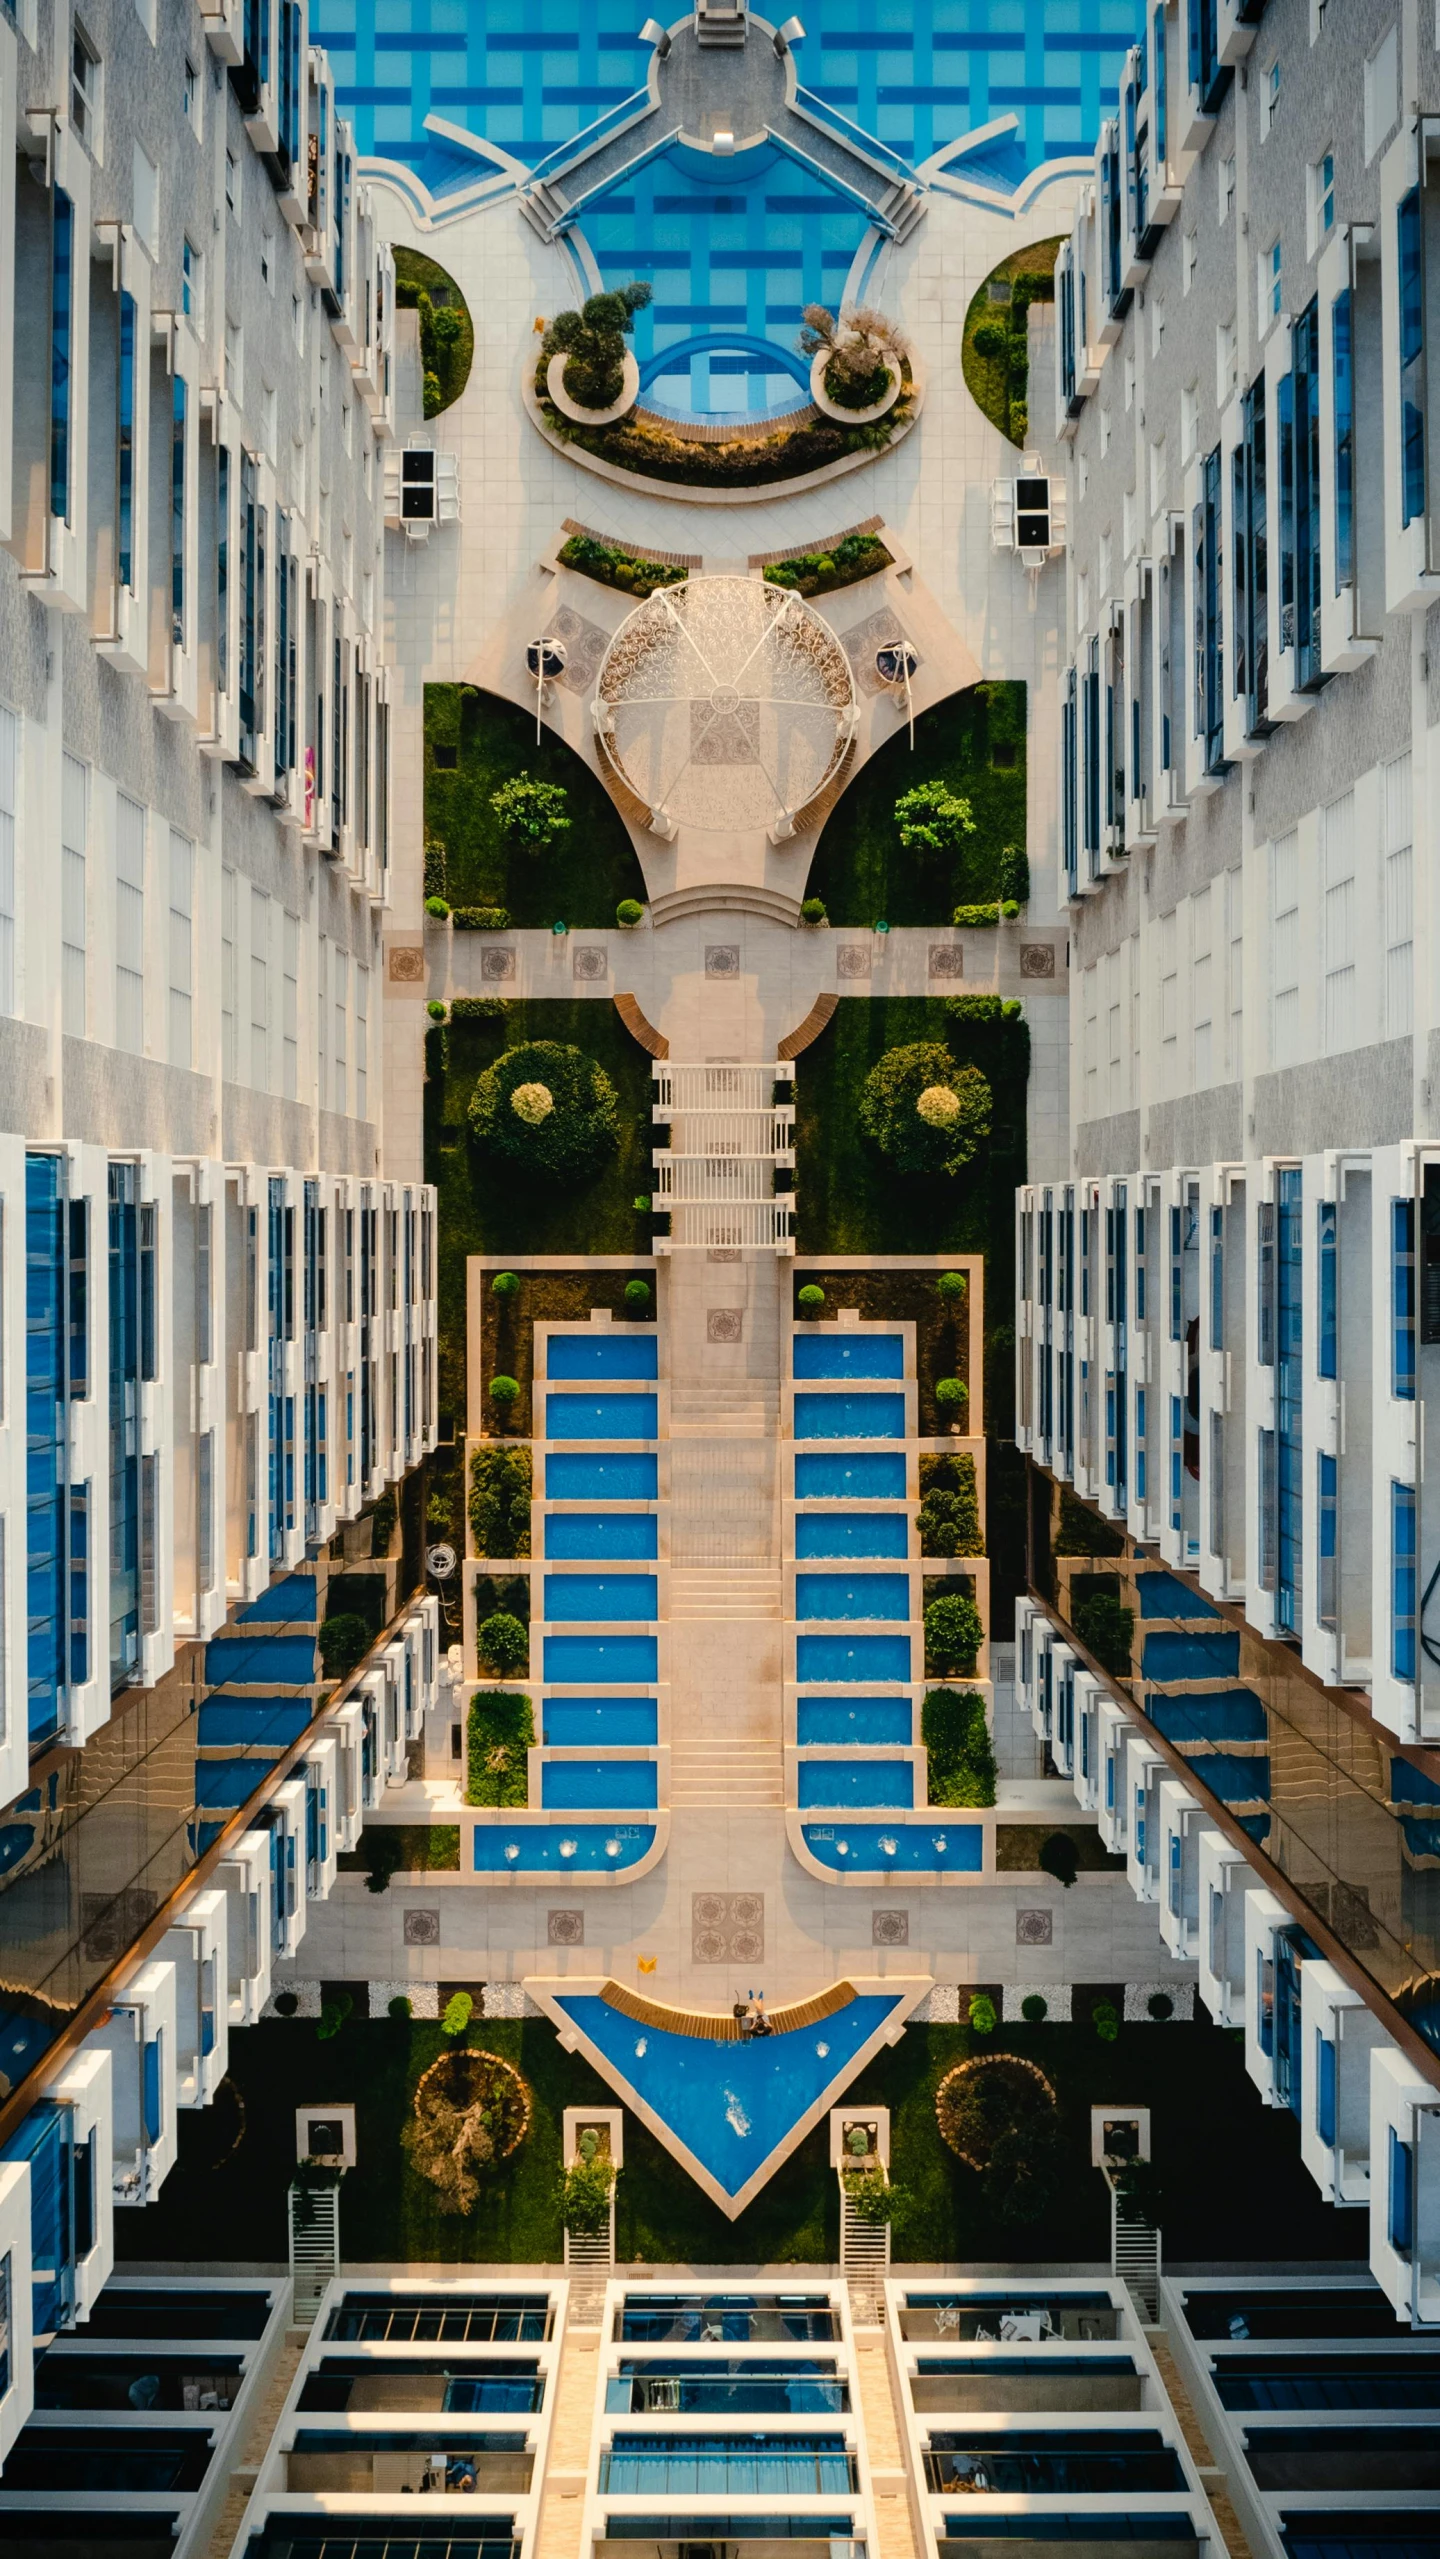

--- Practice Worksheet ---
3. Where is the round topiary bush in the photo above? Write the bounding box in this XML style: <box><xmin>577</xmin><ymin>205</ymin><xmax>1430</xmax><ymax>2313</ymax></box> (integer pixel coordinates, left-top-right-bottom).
<box><xmin>1021</xmin><ymin>1992</ymin><xmax>1048</xmax><ymax>2024</ymax></box>
<box><xmin>425</xmin><ymin>895</ymin><xmax>451</xmax><ymax>920</ymax></box>
<box><xmin>1147</xmin><ymin>1990</ymin><xmax>1174</xmax><ymax>2021</ymax></box>
<box><xmin>968</xmin><ymin>1991</ymin><xmax>997</xmax><ymax>2035</ymax></box>
<box><xmin>617</xmin><ymin>898</ymin><xmax>645</xmax><ymax>927</ymax></box>
<box><xmin>404</xmin><ymin>2047</ymin><xmax>532</xmax><ymax>2216</ymax></box>
<box><xmin>427</xmin><ymin>999</ymin><xmax>447</xmax><ymax>1021</ymax></box>
<box><xmin>492</xmin><ymin>1270</ymin><xmax>521</xmax><ymax>1300</ymax></box>
<box><xmin>470</xmin><ymin>1041</ymin><xmax>620</xmax><ymax>1179</ymax></box>
<box><xmin>801</xmin><ymin>897</ymin><xmax>828</xmax><ymax>924</ymax></box>
<box><xmin>388</xmin><ymin>1994</ymin><xmax>413</xmax><ymax>2020</ymax></box>
<box><xmin>935</xmin><ymin>1376</ymin><xmax>968</xmax><ymax>1419</ymax></box>
<box><xmin>937</xmin><ymin>1269</ymin><xmax>968</xmax><ymax>1304</ymax></box>
<box><xmin>624</xmin><ymin>1278</ymin><xmax>651</xmax><ymax>1311</ymax></box>
<box><xmin>1092</xmin><ymin>1997</ymin><xmax>1120</xmax><ymax>2043</ymax></box>
<box><xmin>936</xmin><ymin>2051</ymin><xmax>1057</xmax><ymax>2167</ymax></box>
<box><xmin>478</xmin><ymin>1610</ymin><xmax>529</xmax><ymax>1676</ymax></box>
<box><xmin>858</xmin><ymin>1042</ymin><xmax>992</xmax><ymax>1176</ymax></box>
<box><xmin>489</xmin><ymin>1375</ymin><xmax>520</xmax><ymax>1413</ymax></box>
<box><xmin>798</xmin><ymin>1284</ymin><xmax>826</xmax><ymax>1314</ymax></box>
<box><xmin>273</xmin><ymin>1991</ymin><xmax>299</xmax><ymax>2018</ymax></box>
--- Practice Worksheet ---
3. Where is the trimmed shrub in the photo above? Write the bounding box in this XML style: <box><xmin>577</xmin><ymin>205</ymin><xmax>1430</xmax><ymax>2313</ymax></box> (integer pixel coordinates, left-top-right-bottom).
<box><xmin>918</xmin><ymin>1454</ymin><xmax>983</xmax><ymax>1556</ymax></box>
<box><xmin>560</xmin><ymin>532</ymin><xmax>686</xmax><ymax>597</ymax></box>
<box><xmin>801</xmin><ymin>897</ymin><xmax>828</xmax><ymax>924</ymax></box>
<box><xmin>441</xmin><ymin>1991</ymin><xmax>474</xmax><ymax>2040</ymax></box>
<box><xmin>624</xmin><ymin>1278</ymin><xmax>651</xmax><ymax>1311</ymax></box>
<box><xmin>844</xmin><ymin>2167</ymin><xmax>908</xmax><ymax>2225</ymax></box>
<box><xmin>469</xmin><ymin>1446</ymin><xmax>532</xmax><ymax>1558</ymax></box>
<box><xmin>998</xmin><ymin>842</ymin><xmax>1031</xmax><ymax>905</ymax></box>
<box><xmin>452</xmin><ymin>906</ymin><xmax>510</xmax><ymax>930</ymax></box>
<box><xmin>922</xmin><ymin>1686</ymin><xmax>996</xmax><ymax>1807</ymax></box>
<box><xmin>451</xmin><ymin>995</ymin><xmax>510</xmax><ymax>1021</ymax></box>
<box><xmin>1147</xmin><ymin>1991</ymin><xmax>1175</xmax><ymax>2022</ymax></box>
<box><xmin>763</xmin><ymin>531</ymin><xmax>891</xmax><ymax>596</ymax></box>
<box><xmin>489</xmin><ymin>1374</ymin><xmax>520</xmax><ymax>1413</ymax></box>
<box><xmin>1092</xmin><ymin>1997</ymin><xmax>1120</xmax><ymax>2043</ymax></box>
<box><xmin>541</xmin><ymin>280</ymin><xmax>651</xmax><ymax>409</ymax></box>
<box><xmin>273</xmin><ymin>1991</ymin><xmax>299</xmax><ymax>2017</ymax></box>
<box><xmin>858</xmin><ymin>1041</ymin><xmax>991</xmax><ymax>1176</ymax></box>
<box><xmin>616</xmin><ymin>898</ymin><xmax>645</xmax><ymax>927</ymax></box>
<box><xmin>492</xmin><ymin>1269</ymin><xmax>521</xmax><ymax>1300</ymax></box>
<box><xmin>925</xmin><ymin>1590</ymin><xmax>984</xmax><ymax>1674</ymax></box>
<box><xmin>469</xmin><ymin>1040</ymin><xmax>620</xmax><ymax>1179</ymax></box>
<box><xmin>478</xmin><ymin>1611</ymin><xmax>529</xmax><ymax>1677</ymax></box>
<box><xmin>798</xmin><ymin>1284</ymin><xmax>826</xmax><ymax>1313</ymax></box>
<box><xmin>1039</xmin><ymin>1832</ymin><xmax>1080</xmax><ymax>1888</ymax></box>
<box><xmin>894</xmin><ymin>780</ymin><xmax>976</xmax><ymax>857</ymax></box>
<box><xmin>466</xmin><ymin>1688</ymin><xmax>535</xmax><ymax>1805</ymax></box>
<box><xmin>425</xmin><ymin>895</ymin><xmax>451</xmax><ymax>919</ymax></box>
<box><xmin>560</xmin><ymin>2154</ymin><xmax>616</xmax><ymax>2235</ymax></box>
<box><xmin>490</xmin><ymin>771</ymin><xmax>570</xmax><ymax>851</ymax></box>
<box><xmin>968</xmin><ymin>1991</ymin><xmax>998</xmax><ymax>2035</ymax></box>
<box><xmin>319</xmin><ymin>1612</ymin><xmax>371</xmax><ymax>1680</ymax></box>
<box><xmin>1073</xmin><ymin>1590</ymin><xmax>1135</xmax><ymax>1676</ymax></box>
<box><xmin>423</xmin><ymin>834</ymin><xmax>448</xmax><ymax>900</ymax></box>
<box><xmin>388</xmin><ymin>1994</ymin><xmax>413</xmax><ymax>2019</ymax></box>
<box><xmin>935</xmin><ymin>1375</ymin><xmax>969</xmax><ymax>1419</ymax></box>
<box><xmin>633</xmin><ymin>1195</ymin><xmax>652</xmax><ymax>1214</ymax></box>
<box><xmin>937</xmin><ymin>1270</ymin><xmax>968</xmax><ymax>1304</ymax></box>
<box><xmin>427</xmin><ymin>999</ymin><xmax>447</xmax><ymax>1021</ymax></box>
<box><xmin>1021</xmin><ymin>1993</ymin><xmax>1048</xmax><ymax>2024</ymax></box>
<box><xmin>317</xmin><ymin>1991</ymin><xmax>354</xmax><ymax>2042</ymax></box>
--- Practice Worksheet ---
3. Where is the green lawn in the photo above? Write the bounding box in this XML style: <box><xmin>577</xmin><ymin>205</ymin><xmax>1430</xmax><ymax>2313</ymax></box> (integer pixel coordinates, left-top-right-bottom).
<box><xmin>425</xmin><ymin>686</ymin><xmax>648</xmax><ymax>927</ymax></box>
<box><xmin>116</xmin><ymin>2010</ymin><xmax>1364</xmax><ymax>2270</ymax></box>
<box><xmin>803</xmin><ymin>685</ymin><xmax>1027</xmax><ymax>926</ymax></box>
<box><xmin>425</xmin><ymin>1001</ymin><xmax>655</xmax><ymax>1432</ymax></box>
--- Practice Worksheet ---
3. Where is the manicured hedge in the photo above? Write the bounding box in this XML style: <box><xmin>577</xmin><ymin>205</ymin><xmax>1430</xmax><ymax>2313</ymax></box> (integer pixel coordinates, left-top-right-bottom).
<box><xmin>921</xmin><ymin>1686</ymin><xmax>997</xmax><ymax>1806</ymax></box>
<box><xmin>466</xmin><ymin>1689</ymin><xmax>535</xmax><ymax>1806</ymax></box>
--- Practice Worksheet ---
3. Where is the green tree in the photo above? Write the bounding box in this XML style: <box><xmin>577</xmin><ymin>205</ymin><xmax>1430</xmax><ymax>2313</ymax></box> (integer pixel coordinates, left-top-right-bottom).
<box><xmin>560</xmin><ymin>2155</ymin><xmax>616</xmax><ymax>2235</ymax></box>
<box><xmin>441</xmin><ymin>1991</ymin><xmax>474</xmax><ymax>2039</ymax></box>
<box><xmin>469</xmin><ymin>1041</ymin><xmax>620</xmax><ymax>1180</ymax></box>
<box><xmin>478</xmin><ymin>1611</ymin><xmax>529</xmax><ymax>1677</ymax></box>
<box><xmin>490</xmin><ymin>772</ymin><xmax>571</xmax><ymax>851</ymax></box>
<box><xmin>924</xmin><ymin>1591</ymin><xmax>985</xmax><ymax>1674</ymax></box>
<box><xmin>858</xmin><ymin>1042</ymin><xmax>991</xmax><ymax>1177</ymax></box>
<box><xmin>542</xmin><ymin>281</ymin><xmax>652</xmax><ymax>408</ymax></box>
<box><xmin>894</xmin><ymin>780</ymin><xmax>977</xmax><ymax>857</ymax></box>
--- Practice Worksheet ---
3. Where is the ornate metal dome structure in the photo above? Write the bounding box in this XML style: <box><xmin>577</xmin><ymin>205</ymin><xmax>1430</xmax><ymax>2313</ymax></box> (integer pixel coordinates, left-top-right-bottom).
<box><xmin>592</xmin><ymin>576</ymin><xmax>857</xmax><ymax>837</ymax></box>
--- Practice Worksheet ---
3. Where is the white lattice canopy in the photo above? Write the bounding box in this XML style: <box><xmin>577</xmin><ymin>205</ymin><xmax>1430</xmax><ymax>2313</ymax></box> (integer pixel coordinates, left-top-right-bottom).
<box><xmin>592</xmin><ymin>575</ymin><xmax>856</xmax><ymax>833</ymax></box>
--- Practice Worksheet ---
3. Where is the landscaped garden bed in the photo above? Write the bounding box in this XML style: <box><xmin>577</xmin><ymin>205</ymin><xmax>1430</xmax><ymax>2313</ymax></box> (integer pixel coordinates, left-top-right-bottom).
<box><xmin>793</xmin><ymin>1265</ymin><xmax>970</xmax><ymax>1436</ymax></box>
<box><xmin>961</xmin><ymin>240</ymin><xmax>1060</xmax><ymax>449</ymax></box>
<box><xmin>394</xmin><ymin>248</ymin><xmax>473</xmax><ymax>417</ymax></box>
<box><xmin>424</xmin><ymin>1003</ymin><xmax>655</xmax><ymax>1429</ymax></box>
<box><xmin>532</xmin><ymin>374</ymin><xmax>918</xmax><ymax>491</ymax></box>
<box><xmin>477</xmin><ymin>1263</ymin><xmax>656</xmax><ymax>1443</ymax></box>
<box><xmin>762</xmin><ymin>531</ymin><xmax>892</xmax><ymax>598</ymax></box>
<box><xmin>424</xmin><ymin>685</ymin><xmax>647</xmax><ymax>926</ymax></box>
<box><xmin>803</xmin><ymin>685</ymin><xmax>1027</xmax><ymax>927</ymax></box>
<box><xmin>558</xmin><ymin>532</ymin><xmax>689</xmax><ymax>598</ymax></box>
<box><xmin>120</xmin><ymin>2008</ymin><xmax>1370</xmax><ymax>2272</ymax></box>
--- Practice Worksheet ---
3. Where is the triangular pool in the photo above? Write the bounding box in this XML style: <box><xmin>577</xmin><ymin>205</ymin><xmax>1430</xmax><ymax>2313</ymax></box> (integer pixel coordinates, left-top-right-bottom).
<box><xmin>537</xmin><ymin>1978</ymin><xmax>925</xmax><ymax>2216</ymax></box>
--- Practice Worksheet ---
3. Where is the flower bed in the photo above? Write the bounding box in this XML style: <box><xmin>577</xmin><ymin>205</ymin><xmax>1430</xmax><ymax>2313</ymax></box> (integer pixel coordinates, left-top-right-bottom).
<box><xmin>559</xmin><ymin>533</ymin><xmax>688</xmax><ymax>598</ymax></box>
<box><xmin>763</xmin><ymin>532</ymin><xmax>892</xmax><ymax>598</ymax></box>
<box><xmin>531</xmin><ymin>365</ymin><xmax>918</xmax><ymax>491</ymax></box>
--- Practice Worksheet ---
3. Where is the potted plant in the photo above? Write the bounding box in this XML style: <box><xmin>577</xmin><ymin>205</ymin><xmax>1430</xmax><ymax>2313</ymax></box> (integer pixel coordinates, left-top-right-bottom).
<box><xmin>801</xmin><ymin>303</ymin><xmax>908</xmax><ymax>422</ymax></box>
<box><xmin>541</xmin><ymin>282</ymin><xmax>651</xmax><ymax>423</ymax></box>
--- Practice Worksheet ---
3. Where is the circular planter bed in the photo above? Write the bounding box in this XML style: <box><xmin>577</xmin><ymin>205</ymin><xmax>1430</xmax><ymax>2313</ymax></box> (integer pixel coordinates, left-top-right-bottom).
<box><xmin>404</xmin><ymin>2048</ymin><xmax>532</xmax><ymax>2215</ymax></box>
<box><xmin>547</xmin><ymin>349</ymin><xmax>640</xmax><ymax>428</ymax></box>
<box><xmin>936</xmin><ymin>2051</ymin><xmax>1056</xmax><ymax>2168</ymax></box>
<box><xmin>524</xmin><ymin>355</ymin><xmax>924</xmax><ymax>504</ymax></box>
<box><xmin>810</xmin><ymin>349</ymin><xmax>901</xmax><ymax>425</ymax></box>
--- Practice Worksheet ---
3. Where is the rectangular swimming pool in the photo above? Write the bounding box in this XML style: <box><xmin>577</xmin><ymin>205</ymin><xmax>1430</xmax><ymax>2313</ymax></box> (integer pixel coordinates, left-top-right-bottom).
<box><xmin>797</xmin><ymin>1697</ymin><xmax>912</xmax><ymax>1747</ymax></box>
<box><xmin>541</xmin><ymin>1758</ymin><xmax>659</xmax><ymax>1810</ymax></box>
<box><xmin>793</xmin><ymin>1391</ymin><xmax>906</xmax><ymax>1441</ymax></box>
<box><xmin>543</xmin><ymin>1698</ymin><xmax>658</xmax><ymax>1748</ymax></box>
<box><xmin>546</xmin><ymin>1333</ymin><xmax>658</xmax><ymax>1381</ymax></box>
<box><xmin>796</xmin><ymin>1633</ymin><xmax>911</xmax><ymax>1683</ymax></box>
<box><xmin>795</xmin><ymin>1571</ymin><xmax>910</xmax><ymax>1621</ymax></box>
<box><xmin>543</xmin><ymin>1633</ymin><xmax>659</xmax><ymax>1684</ymax></box>
<box><xmin>546</xmin><ymin>1452</ymin><xmax>658</xmax><ymax>1501</ymax></box>
<box><xmin>793</xmin><ymin>1333</ymin><xmax>905</xmax><ymax>1380</ymax></box>
<box><xmin>802</xmin><ymin>1821</ymin><xmax>984</xmax><ymax>1874</ymax></box>
<box><xmin>543</xmin><ymin>1572</ymin><xmax>658</xmax><ymax>1622</ymax></box>
<box><xmin>473</xmin><ymin>1825</ymin><xmax>655</xmax><ymax>1873</ymax></box>
<box><xmin>545</xmin><ymin>1513</ymin><xmax>658</xmax><ymax>1560</ymax></box>
<box><xmin>795</xmin><ymin>1512</ymin><xmax>909</xmax><ymax>1559</ymax></box>
<box><xmin>545</xmin><ymin>1391</ymin><xmax>658</xmax><ymax>1441</ymax></box>
<box><xmin>798</xmin><ymin>1761</ymin><xmax>915</xmax><ymax>1809</ymax></box>
<box><xmin>795</xmin><ymin>1451</ymin><xmax>907</xmax><ymax>1500</ymax></box>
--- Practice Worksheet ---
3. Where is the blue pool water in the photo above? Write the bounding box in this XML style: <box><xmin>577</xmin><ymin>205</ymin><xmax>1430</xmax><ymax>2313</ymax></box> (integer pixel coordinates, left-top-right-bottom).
<box><xmin>795</xmin><ymin>1512</ymin><xmax>908</xmax><ymax>1559</ymax></box>
<box><xmin>541</xmin><ymin>1759</ymin><xmax>659</xmax><ymax>1810</ymax></box>
<box><xmin>803</xmin><ymin>1822</ymin><xmax>984</xmax><ymax>1873</ymax></box>
<box><xmin>795</xmin><ymin>1452</ymin><xmax>907</xmax><ymax>1500</ymax></box>
<box><xmin>797</xmin><ymin>1697</ymin><xmax>912</xmax><ymax>1747</ymax></box>
<box><xmin>543</xmin><ymin>1633</ymin><xmax>658</xmax><ymax>1684</ymax></box>
<box><xmin>793</xmin><ymin>1392</ymin><xmax>905</xmax><ymax>1440</ymax></box>
<box><xmin>547</xmin><ymin>1333</ymin><xmax>658</xmax><ymax>1381</ymax></box>
<box><xmin>546</xmin><ymin>1452</ymin><xmax>658</xmax><ymax>1502</ymax></box>
<box><xmin>543</xmin><ymin>1698</ymin><xmax>658</xmax><ymax>1748</ymax></box>
<box><xmin>543</xmin><ymin>1573</ymin><xmax>658</xmax><ymax>1622</ymax></box>
<box><xmin>554</xmin><ymin>1987</ymin><xmax>906</xmax><ymax>2196</ymax></box>
<box><xmin>797</xmin><ymin>1633</ymin><xmax>911</xmax><ymax>1683</ymax></box>
<box><xmin>473</xmin><ymin>1825</ymin><xmax>655</xmax><ymax>1873</ymax></box>
<box><xmin>545</xmin><ymin>1513</ymin><xmax>658</xmax><ymax>1560</ymax></box>
<box><xmin>798</xmin><ymin>1761</ymin><xmax>914</xmax><ymax>1809</ymax></box>
<box><xmin>793</xmin><ymin>1334</ymin><xmax>904</xmax><ymax>1380</ymax></box>
<box><xmin>795</xmin><ymin>1572</ymin><xmax>909</xmax><ymax>1622</ymax></box>
<box><xmin>546</xmin><ymin>1392</ymin><xmax>657</xmax><ymax>1441</ymax></box>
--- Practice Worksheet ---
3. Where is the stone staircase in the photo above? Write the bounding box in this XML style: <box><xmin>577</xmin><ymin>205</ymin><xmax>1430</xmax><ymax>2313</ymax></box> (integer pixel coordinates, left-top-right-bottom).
<box><xmin>669</xmin><ymin>1386</ymin><xmax>774</xmax><ymax>1436</ymax></box>
<box><xmin>669</xmin><ymin>1565</ymin><xmax>782</xmax><ymax>1620</ymax></box>
<box><xmin>669</xmin><ymin>1738</ymin><xmax>785</xmax><ymax>1807</ymax></box>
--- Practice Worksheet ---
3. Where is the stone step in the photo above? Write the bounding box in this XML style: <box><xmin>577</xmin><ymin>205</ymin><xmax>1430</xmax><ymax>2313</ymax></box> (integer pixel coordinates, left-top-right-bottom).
<box><xmin>669</xmin><ymin>1568</ymin><xmax>782</xmax><ymax>1619</ymax></box>
<box><xmin>669</xmin><ymin>1744</ymin><xmax>785</xmax><ymax>1806</ymax></box>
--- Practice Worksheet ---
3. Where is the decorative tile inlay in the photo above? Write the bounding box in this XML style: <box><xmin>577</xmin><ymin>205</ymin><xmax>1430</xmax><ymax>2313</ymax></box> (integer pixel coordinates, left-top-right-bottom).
<box><xmin>708</xmin><ymin>1247</ymin><xmax>741</xmax><ymax>1262</ymax></box>
<box><xmin>481</xmin><ymin>943</ymin><xmax>517</xmax><ymax>981</ymax></box>
<box><xmin>1020</xmin><ymin>942</ymin><xmax>1057</xmax><ymax>978</ymax></box>
<box><xmin>691</xmin><ymin>1891</ymin><xmax>764</xmax><ymax>1964</ymax></box>
<box><xmin>388</xmin><ymin>945</ymin><xmax>425</xmax><ymax>983</ymax></box>
<box><xmin>928</xmin><ymin>943</ymin><xmax>965</xmax><ymax>979</ymax></box>
<box><xmin>872</xmin><ymin>1908</ymin><xmax>910</xmax><ymax>1946</ymax></box>
<box><xmin>705</xmin><ymin>945</ymin><xmax>740</xmax><ymax>978</ymax></box>
<box><xmin>1016</xmin><ymin>1908</ymin><xmax>1054</xmax><ymax>1945</ymax></box>
<box><xmin>572</xmin><ymin>944</ymin><xmax>608</xmax><ymax>981</ymax></box>
<box><xmin>402</xmin><ymin>1907</ymin><xmax>441</xmax><ymax>1946</ymax></box>
<box><xmin>707</xmin><ymin>1308</ymin><xmax>743</xmax><ymax>1342</ymax></box>
<box><xmin>547</xmin><ymin>1908</ymin><xmax>585</xmax><ymax>1946</ymax></box>
<box><xmin>836</xmin><ymin>943</ymin><xmax>872</xmax><ymax>980</ymax></box>
<box><xmin>544</xmin><ymin>606</ymin><xmax>608</xmax><ymax>693</ymax></box>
